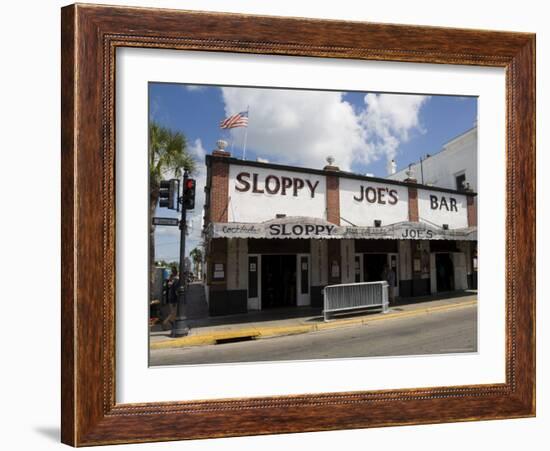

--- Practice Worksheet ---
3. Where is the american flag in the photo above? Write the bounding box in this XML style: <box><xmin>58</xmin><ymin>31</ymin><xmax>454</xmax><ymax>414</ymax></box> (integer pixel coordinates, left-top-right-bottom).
<box><xmin>219</xmin><ymin>111</ymin><xmax>249</xmax><ymax>129</ymax></box>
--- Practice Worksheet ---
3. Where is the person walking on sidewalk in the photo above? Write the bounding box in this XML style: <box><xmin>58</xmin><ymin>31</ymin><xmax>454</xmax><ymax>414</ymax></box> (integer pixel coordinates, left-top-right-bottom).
<box><xmin>167</xmin><ymin>267</ymin><xmax>180</xmax><ymax>301</ymax></box>
<box><xmin>162</xmin><ymin>267</ymin><xmax>180</xmax><ymax>330</ymax></box>
<box><xmin>383</xmin><ymin>264</ymin><xmax>396</xmax><ymax>305</ymax></box>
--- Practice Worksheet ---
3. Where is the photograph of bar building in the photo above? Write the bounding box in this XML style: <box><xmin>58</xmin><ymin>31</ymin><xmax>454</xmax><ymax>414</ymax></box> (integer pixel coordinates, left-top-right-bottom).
<box><xmin>203</xmin><ymin>129</ymin><xmax>477</xmax><ymax>316</ymax></box>
<box><xmin>148</xmin><ymin>84</ymin><xmax>479</xmax><ymax>365</ymax></box>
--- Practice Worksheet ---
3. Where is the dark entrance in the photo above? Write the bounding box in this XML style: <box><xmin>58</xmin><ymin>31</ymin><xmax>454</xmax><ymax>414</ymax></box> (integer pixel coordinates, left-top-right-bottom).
<box><xmin>363</xmin><ymin>253</ymin><xmax>387</xmax><ymax>282</ymax></box>
<box><xmin>435</xmin><ymin>253</ymin><xmax>455</xmax><ymax>292</ymax></box>
<box><xmin>261</xmin><ymin>255</ymin><xmax>297</xmax><ymax>308</ymax></box>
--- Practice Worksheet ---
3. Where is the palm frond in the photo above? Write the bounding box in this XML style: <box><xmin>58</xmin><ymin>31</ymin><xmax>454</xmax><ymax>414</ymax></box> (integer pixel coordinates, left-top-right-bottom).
<box><xmin>149</xmin><ymin>121</ymin><xmax>196</xmax><ymax>186</ymax></box>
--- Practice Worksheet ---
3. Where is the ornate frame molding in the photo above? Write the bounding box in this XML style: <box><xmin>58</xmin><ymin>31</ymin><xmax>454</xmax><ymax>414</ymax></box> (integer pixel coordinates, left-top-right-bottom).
<box><xmin>61</xmin><ymin>4</ymin><xmax>535</xmax><ymax>446</ymax></box>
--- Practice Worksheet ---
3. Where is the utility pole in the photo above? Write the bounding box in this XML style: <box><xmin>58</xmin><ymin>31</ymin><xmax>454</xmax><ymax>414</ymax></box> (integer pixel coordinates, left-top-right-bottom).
<box><xmin>172</xmin><ymin>170</ymin><xmax>190</xmax><ymax>337</ymax></box>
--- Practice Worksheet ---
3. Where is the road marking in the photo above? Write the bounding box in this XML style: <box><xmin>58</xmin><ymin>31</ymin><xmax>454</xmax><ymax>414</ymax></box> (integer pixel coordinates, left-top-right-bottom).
<box><xmin>150</xmin><ymin>300</ymin><xmax>477</xmax><ymax>350</ymax></box>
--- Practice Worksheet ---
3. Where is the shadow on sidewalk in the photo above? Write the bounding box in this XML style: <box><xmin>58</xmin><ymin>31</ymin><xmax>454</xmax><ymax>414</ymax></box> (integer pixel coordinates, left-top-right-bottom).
<box><xmin>393</xmin><ymin>289</ymin><xmax>477</xmax><ymax>307</ymax></box>
<box><xmin>187</xmin><ymin>306</ymin><xmax>324</xmax><ymax>328</ymax></box>
<box><xmin>151</xmin><ymin>286</ymin><xmax>477</xmax><ymax>336</ymax></box>
<box><xmin>184</xmin><ymin>282</ymin><xmax>209</xmax><ymax>319</ymax></box>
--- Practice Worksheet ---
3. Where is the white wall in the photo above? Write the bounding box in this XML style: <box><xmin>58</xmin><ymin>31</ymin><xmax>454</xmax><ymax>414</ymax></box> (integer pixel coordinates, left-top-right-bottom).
<box><xmin>339</xmin><ymin>178</ymin><xmax>409</xmax><ymax>226</ymax></box>
<box><xmin>389</xmin><ymin>127</ymin><xmax>478</xmax><ymax>191</ymax></box>
<box><xmin>3</xmin><ymin>2</ymin><xmax>547</xmax><ymax>451</ymax></box>
<box><xmin>228</xmin><ymin>164</ymin><xmax>327</xmax><ymax>222</ymax></box>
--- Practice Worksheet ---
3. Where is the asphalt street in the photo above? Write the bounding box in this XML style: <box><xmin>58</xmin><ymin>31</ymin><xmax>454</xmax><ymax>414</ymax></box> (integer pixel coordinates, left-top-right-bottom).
<box><xmin>149</xmin><ymin>304</ymin><xmax>477</xmax><ymax>366</ymax></box>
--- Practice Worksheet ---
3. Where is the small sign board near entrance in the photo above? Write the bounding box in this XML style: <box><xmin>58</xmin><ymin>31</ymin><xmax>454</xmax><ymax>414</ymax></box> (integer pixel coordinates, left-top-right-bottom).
<box><xmin>152</xmin><ymin>217</ymin><xmax>179</xmax><ymax>226</ymax></box>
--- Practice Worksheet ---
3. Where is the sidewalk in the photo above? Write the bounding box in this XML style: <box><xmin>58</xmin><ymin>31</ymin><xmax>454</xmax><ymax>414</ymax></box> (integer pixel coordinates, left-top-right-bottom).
<box><xmin>150</xmin><ymin>291</ymin><xmax>477</xmax><ymax>350</ymax></box>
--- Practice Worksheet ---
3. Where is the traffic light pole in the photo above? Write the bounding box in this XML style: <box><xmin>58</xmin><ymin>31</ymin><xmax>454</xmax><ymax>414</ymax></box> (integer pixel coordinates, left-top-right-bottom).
<box><xmin>171</xmin><ymin>170</ymin><xmax>190</xmax><ymax>337</ymax></box>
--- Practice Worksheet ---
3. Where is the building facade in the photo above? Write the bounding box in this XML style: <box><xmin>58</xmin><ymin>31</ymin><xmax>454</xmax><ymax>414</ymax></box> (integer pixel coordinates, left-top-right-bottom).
<box><xmin>388</xmin><ymin>126</ymin><xmax>477</xmax><ymax>192</ymax></box>
<box><xmin>202</xmin><ymin>143</ymin><xmax>477</xmax><ymax>316</ymax></box>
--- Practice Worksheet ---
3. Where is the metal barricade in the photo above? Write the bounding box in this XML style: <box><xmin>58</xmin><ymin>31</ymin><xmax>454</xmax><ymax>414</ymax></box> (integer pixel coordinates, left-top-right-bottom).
<box><xmin>322</xmin><ymin>281</ymin><xmax>389</xmax><ymax>322</ymax></box>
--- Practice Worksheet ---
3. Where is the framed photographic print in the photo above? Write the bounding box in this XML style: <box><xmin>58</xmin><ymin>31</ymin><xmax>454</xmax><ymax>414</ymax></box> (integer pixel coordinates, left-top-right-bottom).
<box><xmin>61</xmin><ymin>3</ymin><xmax>535</xmax><ymax>446</ymax></box>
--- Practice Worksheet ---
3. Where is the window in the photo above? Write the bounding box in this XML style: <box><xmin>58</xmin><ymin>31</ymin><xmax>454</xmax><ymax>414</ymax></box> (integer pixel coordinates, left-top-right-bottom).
<box><xmin>455</xmin><ymin>173</ymin><xmax>466</xmax><ymax>190</ymax></box>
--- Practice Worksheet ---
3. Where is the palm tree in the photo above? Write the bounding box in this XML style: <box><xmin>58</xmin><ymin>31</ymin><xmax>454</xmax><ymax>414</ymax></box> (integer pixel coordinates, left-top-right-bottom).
<box><xmin>189</xmin><ymin>247</ymin><xmax>204</xmax><ymax>280</ymax></box>
<box><xmin>149</xmin><ymin>121</ymin><xmax>196</xmax><ymax>295</ymax></box>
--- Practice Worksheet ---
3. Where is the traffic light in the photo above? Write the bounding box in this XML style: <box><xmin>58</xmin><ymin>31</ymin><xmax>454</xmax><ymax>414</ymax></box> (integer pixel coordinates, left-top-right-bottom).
<box><xmin>182</xmin><ymin>178</ymin><xmax>196</xmax><ymax>210</ymax></box>
<box><xmin>158</xmin><ymin>179</ymin><xmax>178</xmax><ymax>209</ymax></box>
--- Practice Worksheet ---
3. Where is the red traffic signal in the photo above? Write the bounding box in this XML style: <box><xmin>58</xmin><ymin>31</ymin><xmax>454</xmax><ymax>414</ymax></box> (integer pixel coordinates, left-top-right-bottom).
<box><xmin>182</xmin><ymin>178</ymin><xmax>196</xmax><ymax>210</ymax></box>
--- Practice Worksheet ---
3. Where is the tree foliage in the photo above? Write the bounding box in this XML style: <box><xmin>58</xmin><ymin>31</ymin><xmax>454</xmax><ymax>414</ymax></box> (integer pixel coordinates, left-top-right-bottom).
<box><xmin>149</xmin><ymin>121</ymin><xmax>195</xmax><ymax>191</ymax></box>
<box><xmin>148</xmin><ymin>121</ymin><xmax>196</xmax><ymax>294</ymax></box>
<box><xmin>189</xmin><ymin>247</ymin><xmax>203</xmax><ymax>263</ymax></box>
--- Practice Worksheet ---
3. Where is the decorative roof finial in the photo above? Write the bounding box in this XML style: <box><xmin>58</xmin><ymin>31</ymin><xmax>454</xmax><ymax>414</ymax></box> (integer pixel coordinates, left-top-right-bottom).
<box><xmin>216</xmin><ymin>139</ymin><xmax>228</xmax><ymax>151</ymax></box>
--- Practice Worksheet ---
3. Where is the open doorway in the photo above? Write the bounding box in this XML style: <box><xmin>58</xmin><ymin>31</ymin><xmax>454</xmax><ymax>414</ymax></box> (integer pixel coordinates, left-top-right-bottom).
<box><xmin>436</xmin><ymin>253</ymin><xmax>455</xmax><ymax>292</ymax></box>
<box><xmin>261</xmin><ymin>255</ymin><xmax>297</xmax><ymax>308</ymax></box>
<box><xmin>363</xmin><ymin>253</ymin><xmax>387</xmax><ymax>282</ymax></box>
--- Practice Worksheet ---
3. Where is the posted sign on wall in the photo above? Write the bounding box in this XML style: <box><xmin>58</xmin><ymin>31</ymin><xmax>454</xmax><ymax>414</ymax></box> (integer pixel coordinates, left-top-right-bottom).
<box><xmin>339</xmin><ymin>178</ymin><xmax>409</xmax><ymax>226</ymax></box>
<box><xmin>418</xmin><ymin>189</ymin><xmax>469</xmax><ymax>228</ymax></box>
<box><xmin>225</xmin><ymin>163</ymin><xmax>471</xmax><ymax>229</ymax></box>
<box><xmin>228</xmin><ymin>165</ymin><xmax>327</xmax><ymax>223</ymax></box>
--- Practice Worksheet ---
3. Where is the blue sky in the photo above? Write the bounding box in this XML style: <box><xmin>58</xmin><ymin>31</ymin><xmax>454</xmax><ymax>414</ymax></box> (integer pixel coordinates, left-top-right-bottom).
<box><xmin>149</xmin><ymin>83</ymin><xmax>477</xmax><ymax>262</ymax></box>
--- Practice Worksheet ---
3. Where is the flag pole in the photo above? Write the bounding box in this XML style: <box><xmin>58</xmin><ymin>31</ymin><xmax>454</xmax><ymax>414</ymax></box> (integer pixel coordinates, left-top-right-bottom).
<box><xmin>229</xmin><ymin>129</ymin><xmax>234</xmax><ymax>154</ymax></box>
<box><xmin>242</xmin><ymin>105</ymin><xmax>249</xmax><ymax>160</ymax></box>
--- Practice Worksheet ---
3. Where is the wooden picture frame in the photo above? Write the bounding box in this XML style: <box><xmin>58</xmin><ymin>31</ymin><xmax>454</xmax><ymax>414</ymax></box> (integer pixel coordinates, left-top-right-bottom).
<box><xmin>61</xmin><ymin>3</ymin><xmax>535</xmax><ymax>446</ymax></box>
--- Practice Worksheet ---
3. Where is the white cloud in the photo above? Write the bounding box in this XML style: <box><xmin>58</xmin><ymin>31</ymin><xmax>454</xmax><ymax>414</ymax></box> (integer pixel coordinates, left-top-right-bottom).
<box><xmin>189</xmin><ymin>137</ymin><xmax>206</xmax><ymax>160</ymax></box>
<box><xmin>222</xmin><ymin>87</ymin><xmax>363</xmax><ymax>171</ymax></box>
<box><xmin>184</xmin><ymin>85</ymin><xmax>207</xmax><ymax>92</ymax></box>
<box><xmin>360</xmin><ymin>93</ymin><xmax>429</xmax><ymax>162</ymax></box>
<box><xmin>221</xmin><ymin>87</ymin><xmax>429</xmax><ymax>171</ymax></box>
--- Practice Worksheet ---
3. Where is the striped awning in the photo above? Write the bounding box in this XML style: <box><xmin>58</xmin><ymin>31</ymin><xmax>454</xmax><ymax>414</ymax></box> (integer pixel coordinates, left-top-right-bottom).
<box><xmin>207</xmin><ymin>216</ymin><xmax>477</xmax><ymax>241</ymax></box>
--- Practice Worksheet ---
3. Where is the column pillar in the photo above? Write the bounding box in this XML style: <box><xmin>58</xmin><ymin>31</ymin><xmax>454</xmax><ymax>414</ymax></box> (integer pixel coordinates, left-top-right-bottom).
<box><xmin>324</xmin><ymin>162</ymin><xmax>340</xmax><ymax>225</ymax></box>
<box><xmin>408</xmin><ymin>186</ymin><xmax>419</xmax><ymax>222</ymax></box>
<box><xmin>467</xmin><ymin>194</ymin><xmax>477</xmax><ymax>227</ymax></box>
<box><xmin>209</xmin><ymin>141</ymin><xmax>231</xmax><ymax>223</ymax></box>
<box><xmin>404</xmin><ymin>174</ymin><xmax>419</xmax><ymax>222</ymax></box>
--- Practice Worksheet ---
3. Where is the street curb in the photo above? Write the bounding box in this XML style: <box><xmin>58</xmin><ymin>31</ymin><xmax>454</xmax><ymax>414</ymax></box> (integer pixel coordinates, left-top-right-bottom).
<box><xmin>150</xmin><ymin>299</ymin><xmax>477</xmax><ymax>350</ymax></box>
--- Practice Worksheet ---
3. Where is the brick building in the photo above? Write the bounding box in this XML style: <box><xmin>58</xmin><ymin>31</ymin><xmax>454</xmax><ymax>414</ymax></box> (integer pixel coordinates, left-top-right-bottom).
<box><xmin>202</xmin><ymin>141</ymin><xmax>477</xmax><ymax>316</ymax></box>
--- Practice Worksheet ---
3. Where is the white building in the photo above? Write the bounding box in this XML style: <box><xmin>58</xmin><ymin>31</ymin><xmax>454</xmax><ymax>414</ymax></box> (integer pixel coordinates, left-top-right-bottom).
<box><xmin>202</xmin><ymin>140</ymin><xmax>477</xmax><ymax>316</ymax></box>
<box><xmin>388</xmin><ymin>126</ymin><xmax>477</xmax><ymax>192</ymax></box>
<box><xmin>386</xmin><ymin>125</ymin><xmax>478</xmax><ymax>292</ymax></box>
